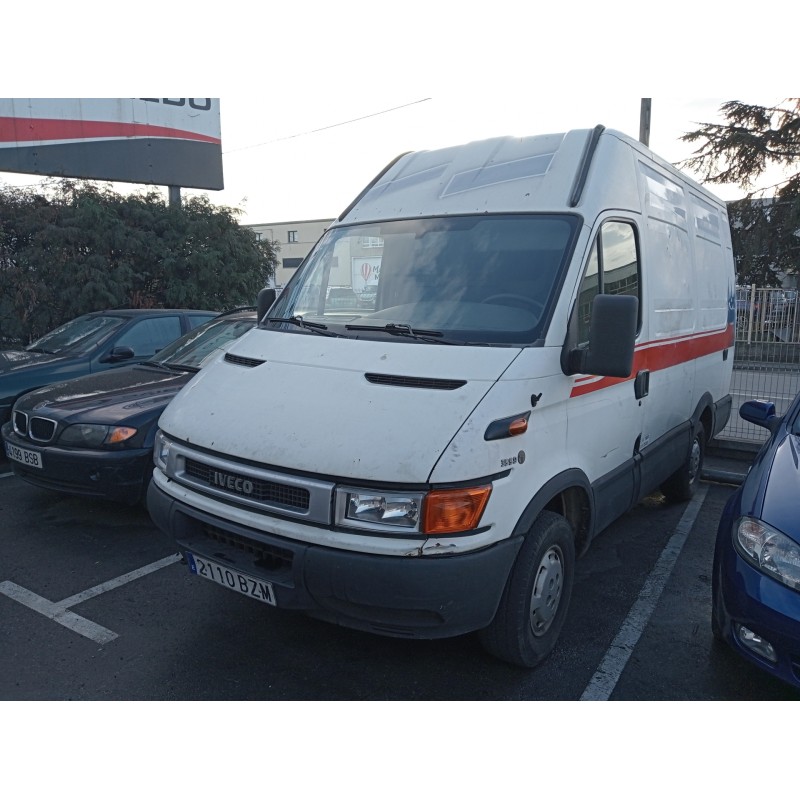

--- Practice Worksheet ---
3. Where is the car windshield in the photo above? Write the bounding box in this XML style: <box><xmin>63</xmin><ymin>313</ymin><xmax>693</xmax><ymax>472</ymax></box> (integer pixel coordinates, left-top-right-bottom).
<box><xmin>26</xmin><ymin>315</ymin><xmax>125</xmax><ymax>355</ymax></box>
<box><xmin>267</xmin><ymin>214</ymin><xmax>579</xmax><ymax>346</ymax></box>
<box><xmin>152</xmin><ymin>315</ymin><xmax>256</xmax><ymax>369</ymax></box>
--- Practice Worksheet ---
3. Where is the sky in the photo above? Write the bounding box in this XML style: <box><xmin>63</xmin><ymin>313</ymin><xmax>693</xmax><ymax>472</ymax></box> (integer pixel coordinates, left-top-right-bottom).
<box><xmin>2</xmin><ymin>3</ymin><xmax>796</xmax><ymax>229</ymax></box>
<box><xmin>3</xmin><ymin>0</ymin><xmax>795</xmax><ymax>790</ymax></box>
<box><xmin>2</xmin><ymin>95</ymin><xmax>790</xmax><ymax>227</ymax></box>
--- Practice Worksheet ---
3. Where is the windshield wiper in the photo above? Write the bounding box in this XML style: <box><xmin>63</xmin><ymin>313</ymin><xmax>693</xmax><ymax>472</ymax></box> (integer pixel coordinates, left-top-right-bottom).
<box><xmin>265</xmin><ymin>316</ymin><xmax>340</xmax><ymax>337</ymax></box>
<box><xmin>25</xmin><ymin>347</ymin><xmax>56</xmax><ymax>354</ymax></box>
<box><xmin>345</xmin><ymin>323</ymin><xmax>461</xmax><ymax>344</ymax></box>
<box><xmin>162</xmin><ymin>363</ymin><xmax>199</xmax><ymax>373</ymax></box>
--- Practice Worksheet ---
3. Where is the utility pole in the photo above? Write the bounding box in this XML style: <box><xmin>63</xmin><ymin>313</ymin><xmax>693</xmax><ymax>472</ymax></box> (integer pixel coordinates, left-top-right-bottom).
<box><xmin>639</xmin><ymin>99</ymin><xmax>651</xmax><ymax>147</ymax></box>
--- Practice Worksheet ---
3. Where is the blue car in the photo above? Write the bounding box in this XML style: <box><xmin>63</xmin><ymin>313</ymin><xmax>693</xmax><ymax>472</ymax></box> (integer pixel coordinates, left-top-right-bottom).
<box><xmin>712</xmin><ymin>391</ymin><xmax>800</xmax><ymax>690</ymax></box>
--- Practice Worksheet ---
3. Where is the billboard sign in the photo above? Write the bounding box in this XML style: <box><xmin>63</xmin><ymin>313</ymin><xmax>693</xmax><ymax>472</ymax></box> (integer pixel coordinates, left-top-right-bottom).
<box><xmin>0</xmin><ymin>98</ymin><xmax>223</xmax><ymax>190</ymax></box>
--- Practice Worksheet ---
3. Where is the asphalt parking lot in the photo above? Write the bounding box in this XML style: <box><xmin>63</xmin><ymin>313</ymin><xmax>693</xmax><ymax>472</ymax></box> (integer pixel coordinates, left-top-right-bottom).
<box><xmin>1</xmin><ymin>451</ymin><xmax>798</xmax><ymax>701</ymax></box>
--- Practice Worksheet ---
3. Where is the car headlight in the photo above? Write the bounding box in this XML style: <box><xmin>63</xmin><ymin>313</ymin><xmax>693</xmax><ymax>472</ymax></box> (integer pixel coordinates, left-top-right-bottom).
<box><xmin>335</xmin><ymin>485</ymin><xmax>491</xmax><ymax>535</ymax></box>
<box><xmin>58</xmin><ymin>424</ymin><xmax>137</xmax><ymax>448</ymax></box>
<box><xmin>735</xmin><ymin>516</ymin><xmax>800</xmax><ymax>590</ymax></box>
<box><xmin>154</xmin><ymin>430</ymin><xmax>171</xmax><ymax>471</ymax></box>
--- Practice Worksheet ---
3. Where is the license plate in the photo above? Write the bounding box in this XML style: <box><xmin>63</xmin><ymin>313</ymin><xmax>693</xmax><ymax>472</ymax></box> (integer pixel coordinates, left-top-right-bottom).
<box><xmin>186</xmin><ymin>553</ymin><xmax>276</xmax><ymax>606</ymax></box>
<box><xmin>5</xmin><ymin>442</ymin><xmax>43</xmax><ymax>469</ymax></box>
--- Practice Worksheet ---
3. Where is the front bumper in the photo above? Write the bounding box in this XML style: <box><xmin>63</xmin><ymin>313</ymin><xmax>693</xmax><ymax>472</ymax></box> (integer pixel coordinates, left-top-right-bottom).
<box><xmin>2</xmin><ymin>423</ymin><xmax>153</xmax><ymax>504</ymax></box>
<box><xmin>147</xmin><ymin>479</ymin><xmax>522</xmax><ymax>639</ymax></box>
<box><xmin>715</xmin><ymin>541</ymin><xmax>800</xmax><ymax>690</ymax></box>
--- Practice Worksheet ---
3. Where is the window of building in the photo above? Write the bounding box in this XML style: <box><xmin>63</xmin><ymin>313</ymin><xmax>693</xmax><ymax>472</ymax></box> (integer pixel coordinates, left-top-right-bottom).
<box><xmin>288</xmin><ymin>230</ymin><xmax>298</xmax><ymax>243</ymax></box>
<box><xmin>283</xmin><ymin>258</ymin><xmax>303</xmax><ymax>270</ymax></box>
<box><xmin>361</xmin><ymin>236</ymin><xmax>384</xmax><ymax>248</ymax></box>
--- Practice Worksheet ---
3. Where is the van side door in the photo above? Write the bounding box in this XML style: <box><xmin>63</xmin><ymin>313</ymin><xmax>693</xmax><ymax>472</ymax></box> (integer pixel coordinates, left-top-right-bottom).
<box><xmin>566</xmin><ymin>218</ymin><xmax>643</xmax><ymax>535</ymax></box>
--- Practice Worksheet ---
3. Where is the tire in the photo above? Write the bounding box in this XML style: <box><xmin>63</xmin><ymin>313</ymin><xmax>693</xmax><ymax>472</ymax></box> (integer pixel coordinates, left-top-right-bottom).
<box><xmin>711</xmin><ymin>602</ymin><xmax>723</xmax><ymax>642</ymax></box>
<box><xmin>660</xmin><ymin>421</ymin><xmax>705</xmax><ymax>503</ymax></box>
<box><xmin>479</xmin><ymin>510</ymin><xmax>575</xmax><ymax>668</ymax></box>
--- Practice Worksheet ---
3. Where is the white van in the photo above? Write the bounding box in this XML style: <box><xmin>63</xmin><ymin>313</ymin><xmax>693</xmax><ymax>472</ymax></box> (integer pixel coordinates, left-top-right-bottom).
<box><xmin>148</xmin><ymin>126</ymin><xmax>735</xmax><ymax>667</ymax></box>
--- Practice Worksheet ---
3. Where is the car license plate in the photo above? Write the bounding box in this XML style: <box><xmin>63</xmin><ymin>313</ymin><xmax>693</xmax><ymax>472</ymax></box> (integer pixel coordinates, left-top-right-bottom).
<box><xmin>5</xmin><ymin>442</ymin><xmax>43</xmax><ymax>469</ymax></box>
<box><xmin>186</xmin><ymin>553</ymin><xmax>276</xmax><ymax>606</ymax></box>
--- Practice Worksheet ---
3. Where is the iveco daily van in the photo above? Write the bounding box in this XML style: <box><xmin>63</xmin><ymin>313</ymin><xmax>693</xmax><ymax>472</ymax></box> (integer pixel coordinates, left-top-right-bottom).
<box><xmin>147</xmin><ymin>126</ymin><xmax>735</xmax><ymax>667</ymax></box>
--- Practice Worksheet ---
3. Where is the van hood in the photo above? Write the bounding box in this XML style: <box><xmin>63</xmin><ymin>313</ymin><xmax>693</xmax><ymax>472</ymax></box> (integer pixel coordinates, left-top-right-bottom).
<box><xmin>159</xmin><ymin>330</ymin><xmax>521</xmax><ymax>483</ymax></box>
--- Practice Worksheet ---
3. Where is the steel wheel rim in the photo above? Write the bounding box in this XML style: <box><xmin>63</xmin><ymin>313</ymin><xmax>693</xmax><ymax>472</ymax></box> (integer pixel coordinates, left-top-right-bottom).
<box><xmin>529</xmin><ymin>545</ymin><xmax>564</xmax><ymax>637</ymax></box>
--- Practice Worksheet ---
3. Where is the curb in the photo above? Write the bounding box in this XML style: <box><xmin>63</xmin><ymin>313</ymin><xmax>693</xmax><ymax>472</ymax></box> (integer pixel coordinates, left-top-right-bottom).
<box><xmin>701</xmin><ymin>467</ymin><xmax>745</xmax><ymax>486</ymax></box>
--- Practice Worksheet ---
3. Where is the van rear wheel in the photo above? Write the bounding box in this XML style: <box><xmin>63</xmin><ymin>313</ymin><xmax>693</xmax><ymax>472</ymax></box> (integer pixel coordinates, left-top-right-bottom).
<box><xmin>660</xmin><ymin>421</ymin><xmax>705</xmax><ymax>502</ymax></box>
<box><xmin>479</xmin><ymin>510</ymin><xmax>575</xmax><ymax>668</ymax></box>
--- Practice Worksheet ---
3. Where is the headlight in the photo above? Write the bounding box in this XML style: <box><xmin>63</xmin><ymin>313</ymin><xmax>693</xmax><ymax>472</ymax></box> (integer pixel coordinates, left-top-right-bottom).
<box><xmin>154</xmin><ymin>430</ymin><xmax>171</xmax><ymax>471</ymax></box>
<box><xmin>335</xmin><ymin>485</ymin><xmax>491</xmax><ymax>535</ymax></box>
<box><xmin>736</xmin><ymin>516</ymin><xmax>800</xmax><ymax>590</ymax></box>
<box><xmin>336</xmin><ymin>488</ymin><xmax>423</xmax><ymax>531</ymax></box>
<box><xmin>58</xmin><ymin>424</ymin><xmax>137</xmax><ymax>448</ymax></box>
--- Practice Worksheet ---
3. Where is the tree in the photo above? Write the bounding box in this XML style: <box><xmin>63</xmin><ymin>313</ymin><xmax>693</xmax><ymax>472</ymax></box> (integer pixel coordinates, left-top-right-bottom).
<box><xmin>0</xmin><ymin>180</ymin><xmax>278</xmax><ymax>343</ymax></box>
<box><xmin>680</xmin><ymin>99</ymin><xmax>800</xmax><ymax>285</ymax></box>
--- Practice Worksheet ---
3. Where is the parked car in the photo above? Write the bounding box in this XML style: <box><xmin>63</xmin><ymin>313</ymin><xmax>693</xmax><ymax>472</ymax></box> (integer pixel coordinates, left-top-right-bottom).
<box><xmin>712</xmin><ymin>391</ymin><xmax>800</xmax><ymax>690</ymax></box>
<box><xmin>1</xmin><ymin>308</ymin><xmax>256</xmax><ymax>504</ymax></box>
<box><xmin>0</xmin><ymin>308</ymin><xmax>218</xmax><ymax>429</ymax></box>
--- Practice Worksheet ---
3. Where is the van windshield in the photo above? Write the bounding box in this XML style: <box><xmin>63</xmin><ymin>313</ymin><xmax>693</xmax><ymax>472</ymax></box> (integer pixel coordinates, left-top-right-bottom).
<box><xmin>267</xmin><ymin>214</ymin><xmax>579</xmax><ymax>346</ymax></box>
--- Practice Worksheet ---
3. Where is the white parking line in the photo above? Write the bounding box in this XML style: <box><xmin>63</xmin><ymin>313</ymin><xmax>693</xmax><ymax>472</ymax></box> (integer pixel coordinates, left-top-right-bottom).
<box><xmin>54</xmin><ymin>554</ymin><xmax>182</xmax><ymax>609</ymax></box>
<box><xmin>580</xmin><ymin>485</ymin><xmax>708</xmax><ymax>701</ymax></box>
<box><xmin>0</xmin><ymin>553</ymin><xmax>182</xmax><ymax>645</ymax></box>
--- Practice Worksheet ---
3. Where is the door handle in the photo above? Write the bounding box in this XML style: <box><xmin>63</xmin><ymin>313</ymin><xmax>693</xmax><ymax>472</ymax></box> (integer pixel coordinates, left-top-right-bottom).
<box><xmin>634</xmin><ymin>370</ymin><xmax>650</xmax><ymax>400</ymax></box>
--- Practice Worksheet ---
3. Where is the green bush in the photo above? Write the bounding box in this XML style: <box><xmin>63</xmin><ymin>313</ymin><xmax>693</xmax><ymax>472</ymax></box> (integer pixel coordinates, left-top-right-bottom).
<box><xmin>0</xmin><ymin>180</ymin><xmax>278</xmax><ymax>343</ymax></box>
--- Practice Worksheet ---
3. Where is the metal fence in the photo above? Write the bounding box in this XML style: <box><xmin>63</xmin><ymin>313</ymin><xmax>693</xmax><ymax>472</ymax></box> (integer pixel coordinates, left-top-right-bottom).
<box><xmin>717</xmin><ymin>285</ymin><xmax>800</xmax><ymax>446</ymax></box>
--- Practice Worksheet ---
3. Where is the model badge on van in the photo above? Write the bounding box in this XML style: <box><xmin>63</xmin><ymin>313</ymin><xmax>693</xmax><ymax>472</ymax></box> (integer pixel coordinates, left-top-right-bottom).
<box><xmin>211</xmin><ymin>470</ymin><xmax>254</xmax><ymax>495</ymax></box>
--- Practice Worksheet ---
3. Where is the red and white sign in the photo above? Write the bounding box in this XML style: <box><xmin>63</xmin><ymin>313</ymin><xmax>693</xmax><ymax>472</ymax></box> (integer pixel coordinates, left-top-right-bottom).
<box><xmin>0</xmin><ymin>98</ymin><xmax>223</xmax><ymax>190</ymax></box>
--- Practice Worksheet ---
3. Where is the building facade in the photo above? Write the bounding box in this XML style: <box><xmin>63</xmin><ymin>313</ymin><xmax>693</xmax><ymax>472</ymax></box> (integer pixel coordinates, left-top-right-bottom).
<box><xmin>248</xmin><ymin>218</ymin><xmax>334</xmax><ymax>291</ymax></box>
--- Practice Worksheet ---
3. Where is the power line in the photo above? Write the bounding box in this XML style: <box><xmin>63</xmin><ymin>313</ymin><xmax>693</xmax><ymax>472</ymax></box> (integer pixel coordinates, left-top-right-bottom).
<box><xmin>223</xmin><ymin>97</ymin><xmax>432</xmax><ymax>155</ymax></box>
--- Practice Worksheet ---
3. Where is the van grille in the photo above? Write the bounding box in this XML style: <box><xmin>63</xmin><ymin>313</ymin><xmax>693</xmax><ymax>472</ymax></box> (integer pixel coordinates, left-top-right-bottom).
<box><xmin>201</xmin><ymin>522</ymin><xmax>293</xmax><ymax>574</ymax></box>
<box><xmin>185</xmin><ymin>458</ymin><xmax>310</xmax><ymax>510</ymax></box>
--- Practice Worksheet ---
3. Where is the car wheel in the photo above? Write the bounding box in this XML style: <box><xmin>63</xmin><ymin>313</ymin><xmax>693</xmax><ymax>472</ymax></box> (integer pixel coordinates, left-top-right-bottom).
<box><xmin>479</xmin><ymin>510</ymin><xmax>575</xmax><ymax>668</ymax></box>
<box><xmin>660</xmin><ymin>421</ymin><xmax>705</xmax><ymax>503</ymax></box>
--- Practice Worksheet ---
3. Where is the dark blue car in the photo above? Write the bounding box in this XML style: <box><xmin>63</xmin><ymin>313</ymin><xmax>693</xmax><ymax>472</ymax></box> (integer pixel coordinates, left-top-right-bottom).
<box><xmin>2</xmin><ymin>309</ymin><xmax>256</xmax><ymax>504</ymax></box>
<box><xmin>712</xmin><ymin>391</ymin><xmax>800</xmax><ymax>690</ymax></box>
<box><xmin>0</xmin><ymin>308</ymin><xmax>218</xmax><ymax>428</ymax></box>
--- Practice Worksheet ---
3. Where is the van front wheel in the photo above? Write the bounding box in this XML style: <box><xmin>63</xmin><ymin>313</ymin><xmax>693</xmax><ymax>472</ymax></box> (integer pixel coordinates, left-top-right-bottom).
<box><xmin>479</xmin><ymin>511</ymin><xmax>575</xmax><ymax>668</ymax></box>
<box><xmin>660</xmin><ymin>421</ymin><xmax>705</xmax><ymax>502</ymax></box>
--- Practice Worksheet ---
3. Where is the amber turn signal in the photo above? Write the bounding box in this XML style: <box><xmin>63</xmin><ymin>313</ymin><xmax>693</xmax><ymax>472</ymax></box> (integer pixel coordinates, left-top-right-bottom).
<box><xmin>422</xmin><ymin>485</ymin><xmax>492</xmax><ymax>534</ymax></box>
<box><xmin>106</xmin><ymin>427</ymin><xmax>138</xmax><ymax>444</ymax></box>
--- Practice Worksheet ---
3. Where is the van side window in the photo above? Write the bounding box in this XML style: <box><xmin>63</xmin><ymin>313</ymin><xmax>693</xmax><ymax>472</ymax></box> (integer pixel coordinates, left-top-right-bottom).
<box><xmin>577</xmin><ymin>221</ymin><xmax>640</xmax><ymax>345</ymax></box>
<box><xmin>577</xmin><ymin>241</ymin><xmax>600</xmax><ymax>344</ymax></box>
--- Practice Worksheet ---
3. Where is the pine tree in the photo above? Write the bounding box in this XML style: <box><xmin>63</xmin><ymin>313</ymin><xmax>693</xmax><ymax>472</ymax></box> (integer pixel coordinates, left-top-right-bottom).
<box><xmin>680</xmin><ymin>100</ymin><xmax>800</xmax><ymax>285</ymax></box>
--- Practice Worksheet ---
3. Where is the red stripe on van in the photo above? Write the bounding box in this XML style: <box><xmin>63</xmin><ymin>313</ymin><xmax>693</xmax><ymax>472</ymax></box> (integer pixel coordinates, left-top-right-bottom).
<box><xmin>570</xmin><ymin>324</ymin><xmax>735</xmax><ymax>398</ymax></box>
<box><xmin>0</xmin><ymin>117</ymin><xmax>220</xmax><ymax>145</ymax></box>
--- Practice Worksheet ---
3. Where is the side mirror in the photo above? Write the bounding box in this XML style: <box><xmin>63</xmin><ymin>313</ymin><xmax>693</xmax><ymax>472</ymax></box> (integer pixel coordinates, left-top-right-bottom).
<box><xmin>739</xmin><ymin>400</ymin><xmax>781</xmax><ymax>433</ymax></box>
<box><xmin>102</xmin><ymin>346</ymin><xmax>135</xmax><ymax>363</ymax></box>
<box><xmin>257</xmin><ymin>288</ymin><xmax>277</xmax><ymax>322</ymax></box>
<box><xmin>566</xmin><ymin>294</ymin><xmax>638</xmax><ymax>377</ymax></box>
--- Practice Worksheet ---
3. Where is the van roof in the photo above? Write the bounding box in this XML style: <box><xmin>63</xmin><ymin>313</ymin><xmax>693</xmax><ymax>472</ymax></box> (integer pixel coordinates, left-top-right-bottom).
<box><xmin>337</xmin><ymin>127</ymin><xmax>725</xmax><ymax>225</ymax></box>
